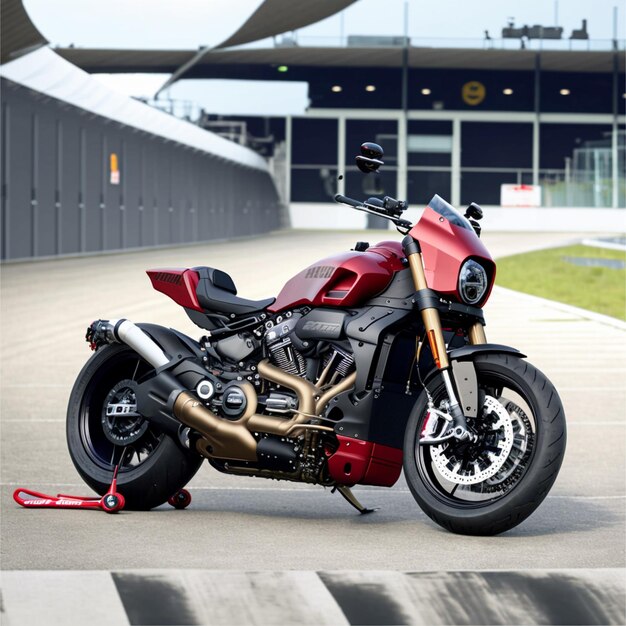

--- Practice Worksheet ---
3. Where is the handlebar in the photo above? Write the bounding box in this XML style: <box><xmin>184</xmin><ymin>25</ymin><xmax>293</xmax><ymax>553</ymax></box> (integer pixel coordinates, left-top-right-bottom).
<box><xmin>334</xmin><ymin>193</ymin><xmax>413</xmax><ymax>231</ymax></box>
<box><xmin>334</xmin><ymin>194</ymin><xmax>362</xmax><ymax>208</ymax></box>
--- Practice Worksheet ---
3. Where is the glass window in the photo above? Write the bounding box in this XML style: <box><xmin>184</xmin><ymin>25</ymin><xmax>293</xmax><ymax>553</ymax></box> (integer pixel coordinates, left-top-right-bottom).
<box><xmin>344</xmin><ymin>168</ymin><xmax>397</xmax><ymax>201</ymax></box>
<box><xmin>291</xmin><ymin>118</ymin><xmax>337</xmax><ymax>165</ymax></box>
<box><xmin>460</xmin><ymin>122</ymin><xmax>533</xmax><ymax>206</ymax></box>
<box><xmin>540</xmin><ymin>123</ymin><xmax>613</xmax><ymax>169</ymax></box>
<box><xmin>408</xmin><ymin>120</ymin><xmax>452</xmax><ymax>166</ymax></box>
<box><xmin>344</xmin><ymin>119</ymin><xmax>398</xmax><ymax>201</ymax></box>
<box><xmin>407</xmin><ymin>170</ymin><xmax>451</xmax><ymax>206</ymax></box>
<box><xmin>291</xmin><ymin>167</ymin><xmax>339</xmax><ymax>202</ymax></box>
<box><xmin>461</xmin><ymin>172</ymin><xmax>524</xmax><ymax>206</ymax></box>
<box><xmin>462</xmin><ymin>122</ymin><xmax>532</xmax><ymax>168</ymax></box>
<box><xmin>540</xmin><ymin>123</ymin><xmax>617</xmax><ymax>207</ymax></box>
<box><xmin>540</xmin><ymin>71</ymin><xmax>614</xmax><ymax>114</ymax></box>
<box><xmin>345</xmin><ymin>119</ymin><xmax>398</xmax><ymax>165</ymax></box>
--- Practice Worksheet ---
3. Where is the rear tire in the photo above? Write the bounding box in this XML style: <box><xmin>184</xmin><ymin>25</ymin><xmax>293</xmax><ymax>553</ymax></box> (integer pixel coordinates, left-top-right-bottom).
<box><xmin>67</xmin><ymin>344</ymin><xmax>202</xmax><ymax>510</ymax></box>
<box><xmin>403</xmin><ymin>353</ymin><xmax>566</xmax><ymax>535</ymax></box>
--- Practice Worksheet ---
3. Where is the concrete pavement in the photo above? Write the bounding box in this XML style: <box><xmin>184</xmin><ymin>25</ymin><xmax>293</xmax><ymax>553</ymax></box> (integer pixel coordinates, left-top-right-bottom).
<box><xmin>1</xmin><ymin>230</ymin><xmax>625</xmax><ymax>622</ymax></box>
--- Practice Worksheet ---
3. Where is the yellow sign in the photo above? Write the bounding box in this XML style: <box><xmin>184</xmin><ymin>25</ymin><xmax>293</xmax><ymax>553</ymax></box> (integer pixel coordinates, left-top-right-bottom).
<box><xmin>462</xmin><ymin>81</ymin><xmax>486</xmax><ymax>106</ymax></box>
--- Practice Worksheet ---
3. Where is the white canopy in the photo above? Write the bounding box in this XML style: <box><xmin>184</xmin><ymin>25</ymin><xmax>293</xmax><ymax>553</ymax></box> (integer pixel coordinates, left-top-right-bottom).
<box><xmin>0</xmin><ymin>47</ymin><xmax>268</xmax><ymax>171</ymax></box>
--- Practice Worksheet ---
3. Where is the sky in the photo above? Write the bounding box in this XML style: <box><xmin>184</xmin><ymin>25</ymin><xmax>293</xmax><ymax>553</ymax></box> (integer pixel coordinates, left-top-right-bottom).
<box><xmin>23</xmin><ymin>0</ymin><xmax>626</xmax><ymax>116</ymax></box>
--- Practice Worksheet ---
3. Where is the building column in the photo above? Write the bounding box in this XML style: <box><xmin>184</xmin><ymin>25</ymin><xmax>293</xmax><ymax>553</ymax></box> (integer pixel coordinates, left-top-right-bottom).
<box><xmin>285</xmin><ymin>115</ymin><xmax>292</xmax><ymax>204</ymax></box>
<box><xmin>451</xmin><ymin>117</ymin><xmax>461</xmax><ymax>207</ymax></box>
<box><xmin>533</xmin><ymin>52</ymin><xmax>541</xmax><ymax>187</ymax></box>
<box><xmin>532</xmin><ymin>117</ymin><xmax>540</xmax><ymax>187</ymax></box>
<box><xmin>611</xmin><ymin>48</ymin><xmax>619</xmax><ymax>209</ymax></box>
<box><xmin>397</xmin><ymin>114</ymin><xmax>407</xmax><ymax>201</ymax></box>
<box><xmin>337</xmin><ymin>116</ymin><xmax>346</xmax><ymax>196</ymax></box>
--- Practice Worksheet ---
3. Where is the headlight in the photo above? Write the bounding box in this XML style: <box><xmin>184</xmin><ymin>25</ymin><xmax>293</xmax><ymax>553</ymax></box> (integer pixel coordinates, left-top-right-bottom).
<box><xmin>458</xmin><ymin>259</ymin><xmax>488</xmax><ymax>305</ymax></box>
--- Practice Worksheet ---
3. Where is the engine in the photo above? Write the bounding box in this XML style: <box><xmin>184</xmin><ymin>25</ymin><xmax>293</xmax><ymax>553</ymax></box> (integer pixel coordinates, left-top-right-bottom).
<box><xmin>264</xmin><ymin>309</ymin><xmax>355</xmax><ymax>385</ymax></box>
<box><xmin>264</xmin><ymin>313</ymin><xmax>307</xmax><ymax>377</ymax></box>
<box><xmin>176</xmin><ymin>307</ymin><xmax>358</xmax><ymax>484</ymax></box>
<box><xmin>198</xmin><ymin>307</ymin><xmax>355</xmax><ymax>426</ymax></box>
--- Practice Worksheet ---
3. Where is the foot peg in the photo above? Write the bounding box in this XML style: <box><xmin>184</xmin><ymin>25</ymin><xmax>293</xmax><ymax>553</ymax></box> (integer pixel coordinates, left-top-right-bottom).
<box><xmin>334</xmin><ymin>485</ymin><xmax>379</xmax><ymax>515</ymax></box>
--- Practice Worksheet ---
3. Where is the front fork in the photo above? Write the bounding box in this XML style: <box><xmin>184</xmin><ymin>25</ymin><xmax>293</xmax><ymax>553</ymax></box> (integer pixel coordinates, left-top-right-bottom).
<box><xmin>403</xmin><ymin>235</ymin><xmax>485</xmax><ymax>441</ymax></box>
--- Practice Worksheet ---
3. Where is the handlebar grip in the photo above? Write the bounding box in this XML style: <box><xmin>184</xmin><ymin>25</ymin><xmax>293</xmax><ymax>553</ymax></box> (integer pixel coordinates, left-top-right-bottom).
<box><xmin>334</xmin><ymin>194</ymin><xmax>362</xmax><ymax>208</ymax></box>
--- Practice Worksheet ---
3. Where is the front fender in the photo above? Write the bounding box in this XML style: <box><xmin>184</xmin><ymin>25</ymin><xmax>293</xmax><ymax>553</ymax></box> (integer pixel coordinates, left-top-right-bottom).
<box><xmin>448</xmin><ymin>343</ymin><xmax>526</xmax><ymax>361</ymax></box>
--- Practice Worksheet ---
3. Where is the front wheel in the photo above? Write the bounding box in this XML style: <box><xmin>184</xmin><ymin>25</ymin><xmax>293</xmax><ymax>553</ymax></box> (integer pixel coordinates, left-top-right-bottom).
<box><xmin>67</xmin><ymin>344</ymin><xmax>203</xmax><ymax>510</ymax></box>
<box><xmin>403</xmin><ymin>353</ymin><xmax>566</xmax><ymax>535</ymax></box>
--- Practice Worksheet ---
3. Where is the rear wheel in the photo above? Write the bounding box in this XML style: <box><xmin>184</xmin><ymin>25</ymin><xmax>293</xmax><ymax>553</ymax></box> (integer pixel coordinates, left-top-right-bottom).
<box><xmin>67</xmin><ymin>344</ymin><xmax>202</xmax><ymax>510</ymax></box>
<box><xmin>403</xmin><ymin>353</ymin><xmax>566</xmax><ymax>535</ymax></box>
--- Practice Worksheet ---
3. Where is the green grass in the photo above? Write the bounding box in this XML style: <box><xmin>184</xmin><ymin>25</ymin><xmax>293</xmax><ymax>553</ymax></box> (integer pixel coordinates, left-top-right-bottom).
<box><xmin>495</xmin><ymin>244</ymin><xmax>626</xmax><ymax>321</ymax></box>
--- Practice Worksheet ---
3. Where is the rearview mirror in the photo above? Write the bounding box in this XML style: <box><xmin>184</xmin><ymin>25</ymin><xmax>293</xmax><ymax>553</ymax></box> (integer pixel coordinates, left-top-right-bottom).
<box><xmin>356</xmin><ymin>142</ymin><xmax>384</xmax><ymax>173</ymax></box>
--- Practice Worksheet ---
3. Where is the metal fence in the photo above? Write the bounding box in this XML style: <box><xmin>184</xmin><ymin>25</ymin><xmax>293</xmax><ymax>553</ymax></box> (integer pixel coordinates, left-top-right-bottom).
<box><xmin>1</xmin><ymin>79</ymin><xmax>284</xmax><ymax>261</ymax></box>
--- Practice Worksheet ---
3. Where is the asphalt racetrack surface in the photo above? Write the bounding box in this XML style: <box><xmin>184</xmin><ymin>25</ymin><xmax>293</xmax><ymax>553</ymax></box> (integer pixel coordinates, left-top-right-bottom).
<box><xmin>1</xmin><ymin>229</ymin><xmax>625</xmax><ymax>623</ymax></box>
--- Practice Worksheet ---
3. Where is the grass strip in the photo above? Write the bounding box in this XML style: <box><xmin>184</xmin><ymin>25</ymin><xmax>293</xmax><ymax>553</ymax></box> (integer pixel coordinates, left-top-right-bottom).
<box><xmin>495</xmin><ymin>244</ymin><xmax>626</xmax><ymax>321</ymax></box>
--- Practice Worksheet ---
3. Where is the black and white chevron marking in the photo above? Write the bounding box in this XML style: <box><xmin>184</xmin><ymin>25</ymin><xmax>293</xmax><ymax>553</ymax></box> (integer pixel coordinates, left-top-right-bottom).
<box><xmin>2</xmin><ymin>569</ymin><xmax>624</xmax><ymax>625</ymax></box>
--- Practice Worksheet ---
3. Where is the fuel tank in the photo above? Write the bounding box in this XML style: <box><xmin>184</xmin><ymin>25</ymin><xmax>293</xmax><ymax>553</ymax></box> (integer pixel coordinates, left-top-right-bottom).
<box><xmin>269</xmin><ymin>241</ymin><xmax>405</xmax><ymax>313</ymax></box>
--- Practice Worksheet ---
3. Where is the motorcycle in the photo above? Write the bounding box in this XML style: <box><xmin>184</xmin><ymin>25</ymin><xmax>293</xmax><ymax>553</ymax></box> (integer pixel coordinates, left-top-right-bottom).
<box><xmin>67</xmin><ymin>142</ymin><xmax>566</xmax><ymax>535</ymax></box>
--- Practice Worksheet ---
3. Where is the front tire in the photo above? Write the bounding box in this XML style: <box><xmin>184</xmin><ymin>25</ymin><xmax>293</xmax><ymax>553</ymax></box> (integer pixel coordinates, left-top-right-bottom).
<box><xmin>403</xmin><ymin>353</ymin><xmax>566</xmax><ymax>535</ymax></box>
<box><xmin>67</xmin><ymin>344</ymin><xmax>203</xmax><ymax>510</ymax></box>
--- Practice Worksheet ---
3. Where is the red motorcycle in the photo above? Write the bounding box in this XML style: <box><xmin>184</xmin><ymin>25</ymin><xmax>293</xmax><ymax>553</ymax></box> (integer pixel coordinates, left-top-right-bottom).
<box><xmin>68</xmin><ymin>143</ymin><xmax>566</xmax><ymax>535</ymax></box>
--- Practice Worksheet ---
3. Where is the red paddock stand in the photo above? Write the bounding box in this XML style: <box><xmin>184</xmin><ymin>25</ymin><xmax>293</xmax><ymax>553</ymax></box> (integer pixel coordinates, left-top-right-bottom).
<box><xmin>168</xmin><ymin>489</ymin><xmax>192</xmax><ymax>509</ymax></box>
<box><xmin>14</xmin><ymin>465</ymin><xmax>126</xmax><ymax>514</ymax></box>
<box><xmin>13</xmin><ymin>464</ymin><xmax>193</xmax><ymax>513</ymax></box>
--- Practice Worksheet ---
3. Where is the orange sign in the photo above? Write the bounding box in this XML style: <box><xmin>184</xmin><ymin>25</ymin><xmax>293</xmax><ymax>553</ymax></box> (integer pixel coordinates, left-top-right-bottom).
<box><xmin>110</xmin><ymin>153</ymin><xmax>120</xmax><ymax>185</ymax></box>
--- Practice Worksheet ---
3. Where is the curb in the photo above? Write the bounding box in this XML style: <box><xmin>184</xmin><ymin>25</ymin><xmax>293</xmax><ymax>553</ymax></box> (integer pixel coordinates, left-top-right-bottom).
<box><xmin>493</xmin><ymin>286</ymin><xmax>626</xmax><ymax>331</ymax></box>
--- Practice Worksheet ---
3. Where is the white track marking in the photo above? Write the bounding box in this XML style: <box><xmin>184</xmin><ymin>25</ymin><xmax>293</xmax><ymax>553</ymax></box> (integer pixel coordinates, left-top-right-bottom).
<box><xmin>2</xmin><ymin>571</ymin><xmax>130</xmax><ymax>626</ymax></box>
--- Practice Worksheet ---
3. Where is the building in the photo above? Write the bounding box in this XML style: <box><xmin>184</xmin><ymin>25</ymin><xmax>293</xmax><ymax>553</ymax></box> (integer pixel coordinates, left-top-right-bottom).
<box><xmin>59</xmin><ymin>35</ymin><xmax>625</xmax><ymax>211</ymax></box>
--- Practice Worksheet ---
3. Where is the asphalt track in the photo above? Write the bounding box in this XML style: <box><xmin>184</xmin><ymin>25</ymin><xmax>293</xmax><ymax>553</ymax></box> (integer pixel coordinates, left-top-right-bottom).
<box><xmin>1</xmin><ymin>229</ymin><xmax>625</xmax><ymax>624</ymax></box>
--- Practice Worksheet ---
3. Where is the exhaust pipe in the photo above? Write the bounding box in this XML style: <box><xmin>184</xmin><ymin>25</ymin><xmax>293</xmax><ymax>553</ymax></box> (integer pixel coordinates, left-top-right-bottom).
<box><xmin>88</xmin><ymin>319</ymin><xmax>257</xmax><ymax>461</ymax></box>
<box><xmin>89</xmin><ymin>319</ymin><xmax>169</xmax><ymax>369</ymax></box>
<box><xmin>173</xmin><ymin>391</ymin><xmax>257</xmax><ymax>461</ymax></box>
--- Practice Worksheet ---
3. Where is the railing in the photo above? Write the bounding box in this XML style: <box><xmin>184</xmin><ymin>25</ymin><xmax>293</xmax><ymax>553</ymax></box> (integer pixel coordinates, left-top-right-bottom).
<box><xmin>134</xmin><ymin>97</ymin><xmax>203</xmax><ymax>122</ymax></box>
<box><xmin>243</xmin><ymin>34</ymin><xmax>626</xmax><ymax>52</ymax></box>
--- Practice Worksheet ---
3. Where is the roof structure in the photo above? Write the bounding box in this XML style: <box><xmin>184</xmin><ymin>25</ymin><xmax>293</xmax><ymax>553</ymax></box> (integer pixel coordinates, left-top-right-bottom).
<box><xmin>154</xmin><ymin>0</ymin><xmax>358</xmax><ymax>95</ymax></box>
<box><xmin>1</xmin><ymin>0</ymin><xmax>47</xmax><ymax>63</ymax></box>
<box><xmin>0</xmin><ymin>47</ymin><xmax>268</xmax><ymax>170</ymax></box>
<box><xmin>57</xmin><ymin>45</ymin><xmax>625</xmax><ymax>75</ymax></box>
<box><xmin>0</xmin><ymin>0</ymin><xmax>359</xmax><ymax>91</ymax></box>
<box><xmin>214</xmin><ymin>0</ymin><xmax>358</xmax><ymax>50</ymax></box>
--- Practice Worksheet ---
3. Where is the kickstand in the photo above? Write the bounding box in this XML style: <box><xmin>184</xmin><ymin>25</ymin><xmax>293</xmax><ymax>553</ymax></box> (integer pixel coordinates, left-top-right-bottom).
<box><xmin>333</xmin><ymin>485</ymin><xmax>379</xmax><ymax>515</ymax></box>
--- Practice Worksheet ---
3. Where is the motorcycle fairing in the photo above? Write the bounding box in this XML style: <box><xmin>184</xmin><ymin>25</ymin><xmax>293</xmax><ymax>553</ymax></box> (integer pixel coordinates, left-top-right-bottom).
<box><xmin>327</xmin><ymin>436</ymin><xmax>403</xmax><ymax>487</ymax></box>
<box><xmin>269</xmin><ymin>241</ymin><xmax>405</xmax><ymax>312</ymax></box>
<box><xmin>410</xmin><ymin>197</ymin><xmax>495</xmax><ymax>303</ymax></box>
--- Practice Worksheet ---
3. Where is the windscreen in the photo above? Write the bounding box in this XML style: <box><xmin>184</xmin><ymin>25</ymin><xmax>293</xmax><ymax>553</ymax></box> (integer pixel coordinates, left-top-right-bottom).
<box><xmin>428</xmin><ymin>195</ymin><xmax>473</xmax><ymax>231</ymax></box>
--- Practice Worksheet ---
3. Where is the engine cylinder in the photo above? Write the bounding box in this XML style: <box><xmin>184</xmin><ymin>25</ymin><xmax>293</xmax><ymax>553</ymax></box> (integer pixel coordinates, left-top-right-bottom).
<box><xmin>268</xmin><ymin>337</ymin><xmax>306</xmax><ymax>377</ymax></box>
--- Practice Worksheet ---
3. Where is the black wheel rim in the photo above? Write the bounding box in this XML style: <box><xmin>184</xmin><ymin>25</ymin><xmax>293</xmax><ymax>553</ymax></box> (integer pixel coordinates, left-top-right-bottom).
<box><xmin>416</xmin><ymin>370</ymin><xmax>537</xmax><ymax>508</ymax></box>
<box><xmin>79</xmin><ymin>350</ymin><xmax>164</xmax><ymax>474</ymax></box>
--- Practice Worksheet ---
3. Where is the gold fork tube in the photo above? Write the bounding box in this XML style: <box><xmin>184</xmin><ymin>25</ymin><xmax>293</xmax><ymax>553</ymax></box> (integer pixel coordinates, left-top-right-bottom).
<box><xmin>469</xmin><ymin>322</ymin><xmax>487</xmax><ymax>345</ymax></box>
<box><xmin>407</xmin><ymin>251</ymin><xmax>450</xmax><ymax>370</ymax></box>
<box><xmin>407</xmin><ymin>253</ymin><xmax>429</xmax><ymax>291</ymax></box>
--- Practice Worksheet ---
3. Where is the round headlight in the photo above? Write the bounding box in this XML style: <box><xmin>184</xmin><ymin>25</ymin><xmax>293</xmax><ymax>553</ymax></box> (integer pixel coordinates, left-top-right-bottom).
<box><xmin>458</xmin><ymin>259</ymin><xmax>488</xmax><ymax>305</ymax></box>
